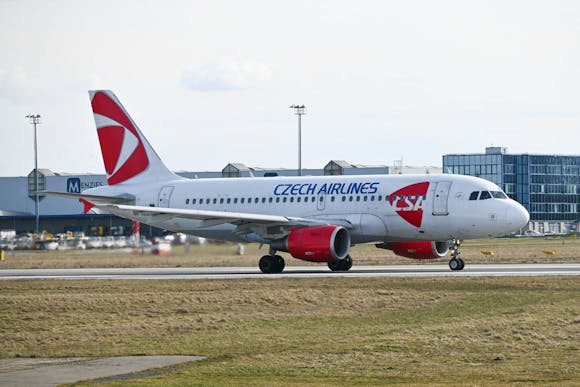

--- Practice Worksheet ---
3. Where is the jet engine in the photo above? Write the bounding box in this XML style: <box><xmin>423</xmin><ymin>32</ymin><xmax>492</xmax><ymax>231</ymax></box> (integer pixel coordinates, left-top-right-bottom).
<box><xmin>271</xmin><ymin>225</ymin><xmax>350</xmax><ymax>262</ymax></box>
<box><xmin>379</xmin><ymin>241</ymin><xmax>450</xmax><ymax>260</ymax></box>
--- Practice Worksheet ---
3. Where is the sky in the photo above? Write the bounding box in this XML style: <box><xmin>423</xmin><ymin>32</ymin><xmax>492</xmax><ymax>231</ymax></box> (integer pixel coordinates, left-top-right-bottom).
<box><xmin>1</xmin><ymin>0</ymin><xmax>579</xmax><ymax>176</ymax></box>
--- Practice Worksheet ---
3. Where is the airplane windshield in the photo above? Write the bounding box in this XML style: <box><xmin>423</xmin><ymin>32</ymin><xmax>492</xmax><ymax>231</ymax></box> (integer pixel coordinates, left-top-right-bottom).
<box><xmin>479</xmin><ymin>191</ymin><xmax>492</xmax><ymax>200</ymax></box>
<box><xmin>491</xmin><ymin>191</ymin><xmax>508</xmax><ymax>199</ymax></box>
<box><xmin>469</xmin><ymin>190</ymin><xmax>508</xmax><ymax>200</ymax></box>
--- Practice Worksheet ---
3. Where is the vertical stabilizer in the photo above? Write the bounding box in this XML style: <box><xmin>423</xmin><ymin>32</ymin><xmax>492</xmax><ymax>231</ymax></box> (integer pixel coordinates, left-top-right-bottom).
<box><xmin>89</xmin><ymin>90</ymin><xmax>182</xmax><ymax>185</ymax></box>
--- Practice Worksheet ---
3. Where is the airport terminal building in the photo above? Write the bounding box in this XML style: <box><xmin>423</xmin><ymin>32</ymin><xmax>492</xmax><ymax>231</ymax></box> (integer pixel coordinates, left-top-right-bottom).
<box><xmin>443</xmin><ymin>147</ymin><xmax>579</xmax><ymax>235</ymax></box>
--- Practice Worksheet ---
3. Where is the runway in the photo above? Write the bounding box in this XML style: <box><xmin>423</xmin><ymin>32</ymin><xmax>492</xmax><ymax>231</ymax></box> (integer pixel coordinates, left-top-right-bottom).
<box><xmin>1</xmin><ymin>264</ymin><xmax>579</xmax><ymax>280</ymax></box>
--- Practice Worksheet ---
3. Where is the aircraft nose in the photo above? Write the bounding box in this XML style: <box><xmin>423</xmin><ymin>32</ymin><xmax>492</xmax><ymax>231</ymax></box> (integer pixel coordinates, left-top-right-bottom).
<box><xmin>507</xmin><ymin>202</ymin><xmax>530</xmax><ymax>229</ymax></box>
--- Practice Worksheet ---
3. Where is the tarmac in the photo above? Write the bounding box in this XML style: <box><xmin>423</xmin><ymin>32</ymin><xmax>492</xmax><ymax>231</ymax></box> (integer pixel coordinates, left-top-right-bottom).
<box><xmin>0</xmin><ymin>356</ymin><xmax>203</xmax><ymax>386</ymax></box>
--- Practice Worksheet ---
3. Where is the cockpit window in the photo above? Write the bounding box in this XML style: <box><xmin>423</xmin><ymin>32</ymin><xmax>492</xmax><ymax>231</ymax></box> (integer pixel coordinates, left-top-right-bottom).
<box><xmin>479</xmin><ymin>191</ymin><xmax>492</xmax><ymax>200</ymax></box>
<box><xmin>491</xmin><ymin>191</ymin><xmax>508</xmax><ymax>199</ymax></box>
<box><xmin>469</xmin><ymin>191</ymin><xmax>479</xmax><ymax>200</ymax></box>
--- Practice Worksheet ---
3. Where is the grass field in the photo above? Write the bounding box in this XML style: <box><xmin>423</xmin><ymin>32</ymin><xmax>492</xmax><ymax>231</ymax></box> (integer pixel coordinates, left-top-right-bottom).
<box><xmin>1</xmin><ymin>238</ymin><xmax>579</xmax><ymax>385</ymax></box>
<box><xmin>1</xmin><ymin>236</ymin><xmax>579</xmax><ymax>269</ymax></box>
<box><xmin>0</xmin><ymin>277</ymin><xmax>579</xmax><ymax>385</ymax></box>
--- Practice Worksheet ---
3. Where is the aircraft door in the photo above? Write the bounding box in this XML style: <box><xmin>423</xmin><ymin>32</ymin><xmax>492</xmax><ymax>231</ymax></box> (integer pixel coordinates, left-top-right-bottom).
<box><xmin>432</xmin><ymin>181</ymin><xmax>451</xmax><ymax>215</ymax></box>
<box><xmin>158</xmin><ymin>186</ymin><xmax>174</xmax><ymax>207</ymax></box>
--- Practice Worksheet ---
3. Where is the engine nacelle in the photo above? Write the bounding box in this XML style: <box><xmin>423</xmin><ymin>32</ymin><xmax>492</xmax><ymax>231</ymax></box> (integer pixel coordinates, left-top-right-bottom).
<box><xmin>272</xmin><ymin>225</ymin><xmax>350</xmax><ymax>263</ymax></box>
<box><xmin>382</xmin><ymin>241</ymin><xmax>450</xmax><ymax>260</ymax></box>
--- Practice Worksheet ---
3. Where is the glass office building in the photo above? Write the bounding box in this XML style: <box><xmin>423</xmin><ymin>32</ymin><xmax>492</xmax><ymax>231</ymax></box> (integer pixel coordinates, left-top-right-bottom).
<box><xmin>443</xmin><ymin>147</ymin><xmax>579</xmax><ymax>234</ymax></box>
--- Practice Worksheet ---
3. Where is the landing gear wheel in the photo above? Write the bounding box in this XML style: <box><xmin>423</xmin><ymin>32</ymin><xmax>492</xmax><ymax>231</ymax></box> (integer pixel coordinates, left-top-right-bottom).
<box><xmin>448</xmin><ymin>240</ymin><xmax>465</xmax><ymax>271</ymax></box>
<box><xmin>328</xmin><ymin>255</ymin><xmax>353</xmax><ymax>272</ymax></box>
<box><xmin>274</xmin><ymin>254</ymin><xmax>285</xmax><ymax>272</ymax></box>
<box><xmin>342</xmin><ymin>255</ymin><xmax>353</xmax><ymax>271</ymax></box>
<box><xmin>449</xmin><ymin>257</ymin><xmax>462</xmax><ymax>271</ymax></box>
<box><xmin>259</xmin><ymin>255</ymin><xmax>285</xmax><ymax>274</ymax></box>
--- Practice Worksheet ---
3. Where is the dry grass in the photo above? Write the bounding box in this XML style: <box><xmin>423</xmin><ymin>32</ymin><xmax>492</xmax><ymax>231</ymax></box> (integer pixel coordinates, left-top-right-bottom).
<box><xmin>0</xmin><ymin>277</ymin><xmax>579</xmax><ymax>385</ymax></box>
<box><xmin>1</xmin><ymin>237</ymin><xmax>579</xmax><ymax>270</ymax></box>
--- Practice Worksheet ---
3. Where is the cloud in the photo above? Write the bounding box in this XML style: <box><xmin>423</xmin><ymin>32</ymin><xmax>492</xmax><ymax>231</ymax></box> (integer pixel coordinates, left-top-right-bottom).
<box><xmin>181</xmin><ymin>59</ymin><xmax>272</xmax><ymax>91</ymax></box>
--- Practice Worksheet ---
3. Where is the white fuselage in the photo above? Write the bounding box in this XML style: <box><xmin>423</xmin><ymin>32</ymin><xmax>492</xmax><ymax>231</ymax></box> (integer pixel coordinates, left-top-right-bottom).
<box><xmin>86</xmin><ymin>173</ymin><xmax>530</xmax><ymax>244</ymax></box>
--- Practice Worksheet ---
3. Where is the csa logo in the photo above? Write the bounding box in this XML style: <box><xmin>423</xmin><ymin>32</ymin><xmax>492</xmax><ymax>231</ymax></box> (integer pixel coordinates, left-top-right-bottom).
<box><xmin>389</xmin><ymin>182</ymin><xmax>429</xmax><ymax>228</ymax></box>
<box><xmin>67</xmin><ymin>178</ymin><xmax>81</xmax><ymax>193</ymax></box>
<box><xmin>92</xmin><ymin>91</ymin><xmax>149</xmax><ymax>185</ymax></box>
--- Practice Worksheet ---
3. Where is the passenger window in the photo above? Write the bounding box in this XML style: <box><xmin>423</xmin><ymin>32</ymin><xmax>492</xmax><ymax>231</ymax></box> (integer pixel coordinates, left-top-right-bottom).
<box><xmin>469</xmin><ymin>191</ymin><xmax>479</xmax><ymax>200</ymax></box>
<box><xmin>206</xmin><ymin>198</ymin><xmax>210</xmax><ymax>204</ymax></box>
<box><xmin>192</xmin><ymin>199</ymin><xmax>197</xmax><ymax>205</ymax></box>
<box><xmin>304</xmin><ymin>197</ymin><xmax>308</xmax><ymax>202</ymax></box>
<box><xmin>363</xmin><ymin>196</ymin><xmax>368</xmax><ymax>202</ymax></box>
<box><xmin>479</xmin><ymin>191</ymin><xmax>491</xmax><ymax>200</ymax></box>
<box><xmin>276</xmin><ymin>197</ymin><xmax>280</xmax><ymax>203</ymax></box>
<box><xmin>268</xmin><ymin>197</ymin><xmax>273</xmax><ymax>203</ymax></box>
<box><xmin>290</xmin><ymin>197</ymin><xmax>294</xmax><ymax>203</ymax></box>
<box><xmin>342</xmin><ymin>196</ymin><xmax>346</xmax><ymax>202</ymax></box>
<box><xmin>241</xmin><ymin>198</ymin><xmax>245</xmax><ymax>204</ymax></box>
<box><xmin>254</xmin><ymin>198</ymin><xmax>259</xmax><ymax>203</ymax></box>
<box><xmin>213</xmin><ymin>198</ymin><xmax>217</xmax><ymax>204</ymax></box>
<box><xmin>370</xmin><ymin>196</ymin><xmax>375</xmax><ymax>202</ymax></box>
<box><xmin>261</xmin><ymin>197</ymin><xmax>266</xmax><ymax>203</ymax></box>
<box><xmin>234</xmin><ymin>198</ymin><xmax>238</xmax><ymax>204</ymax></box>
<box><xmin>331</xmin><ymin>196</ymin><xmax>335</xmax><ymax>202</ymax></box>
<box><xmin>186</xmin><ymin>199</ymin><xmax>190</xmax><ymax>204</ymax></box>
<box><xmin>220</xmin><ymin>198</ymin><xmax>224</xmax><ymax>204</ymax></box>
<box><xmin>356</xmin><ymin>196</ymin><xmax>360</xmax><ymax>202</ymax></box>
<box><xmin>378</xmin><ymin>195</ymin><xmax>383</xmax><ymax>201</ymax></box>
<box><xmin>283</xmin><ymin>197</ymin><xmax>287</xmax><ymax>203</ymax></box>
<box><xmin>297</xmin><ymin>197</ymin><xmax>301</xmax><ymax>203</ymax></box>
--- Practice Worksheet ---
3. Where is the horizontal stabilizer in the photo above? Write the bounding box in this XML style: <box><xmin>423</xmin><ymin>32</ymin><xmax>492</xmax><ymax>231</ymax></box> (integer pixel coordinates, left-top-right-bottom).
<box><xmin>40</xmin><ymin>191</ymin><xmax>135</xmax><ymax>205</ymax></box>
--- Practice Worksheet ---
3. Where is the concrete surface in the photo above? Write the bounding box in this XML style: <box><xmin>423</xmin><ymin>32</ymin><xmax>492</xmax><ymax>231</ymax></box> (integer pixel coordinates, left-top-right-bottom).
<box><xmin>0</xmin><ymin>356</ymin><xmax>203</xmax><ymax>386</ymax></box>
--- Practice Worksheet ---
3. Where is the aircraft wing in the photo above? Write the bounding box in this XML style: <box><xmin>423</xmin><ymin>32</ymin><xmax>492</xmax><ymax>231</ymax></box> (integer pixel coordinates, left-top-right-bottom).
<box><xmin>104</xmin><ymin>204</ymin><xmax>353</xmax><ymax>241</ymax></box>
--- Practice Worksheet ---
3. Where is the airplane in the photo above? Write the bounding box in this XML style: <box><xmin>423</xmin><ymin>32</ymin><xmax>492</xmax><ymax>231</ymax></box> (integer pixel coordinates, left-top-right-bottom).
<box><xmin>46</xmin><ymin>90</ymin><xmax>530</xmax><ymax>273</ymax></box>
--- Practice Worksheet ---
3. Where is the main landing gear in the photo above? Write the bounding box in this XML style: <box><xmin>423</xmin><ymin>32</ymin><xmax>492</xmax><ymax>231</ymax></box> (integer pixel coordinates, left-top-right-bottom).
<box><xmin>328</xmin><ymin>255</ymin><xmax>353</xmax><ymax>272</ymax></box>
<box><xmin>259</xmin><ymin>253</ymin><xmax>285</xmax><ymax>274</ymax></box>
<box><xmin>258</xmin><ymin>249</ymin><xmax>354</xmax><ymax>274</ymax></box>
<box><xmin>448</xmin><ymin>239</ymin><xmax>465</xmax><ymax>271</ymax></box>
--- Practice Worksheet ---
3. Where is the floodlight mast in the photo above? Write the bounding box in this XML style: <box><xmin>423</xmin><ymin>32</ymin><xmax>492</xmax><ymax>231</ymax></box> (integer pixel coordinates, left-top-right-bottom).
<box><xmin>289</xmin><ymin>105</ymin><xmax>306</xmax><ymax>176</ymax></box>
<box><xmin>26</xmin><ymin>114</ymin><xmax>41</xmax><ymax>235</ymax></box>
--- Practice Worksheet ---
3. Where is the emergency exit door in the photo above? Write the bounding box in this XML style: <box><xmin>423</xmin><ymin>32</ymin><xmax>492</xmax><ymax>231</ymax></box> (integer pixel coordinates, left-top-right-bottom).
<box><xmin>158</xmin><ymin>186</ymin><xmax>174</xmax><ymax>208</ymax></box>
<box><xmin>432</xmin><ymin>181</ymin><xmax>451</xmax><ymax>216</ymax></box>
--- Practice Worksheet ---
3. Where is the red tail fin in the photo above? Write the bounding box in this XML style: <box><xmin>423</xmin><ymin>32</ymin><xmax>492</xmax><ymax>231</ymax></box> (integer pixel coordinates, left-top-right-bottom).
<box><xmin>89</xmin><ymin>90</ymin><xmax>181</xmax><ymax>185</ymax></box>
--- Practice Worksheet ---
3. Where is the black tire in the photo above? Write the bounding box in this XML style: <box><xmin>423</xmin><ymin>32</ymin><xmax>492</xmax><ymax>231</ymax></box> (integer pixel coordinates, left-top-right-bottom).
<box><xmin>457</xmin><ymin>258</ymin><xmax>465</xmax><ymax>270</ymax></box>
<box><xmin>274</xmin><ymin>255</ymin><xmax>285</xmax><ymax>273</ymax></box>
<box><xmin>259</xmin><ymin>255</ymin><xmax>275</xmax><ymax>273</ymax></box>
<box><xmin>449</xmin><ymin>258</ymin><xmax>461</xmax><ymax>271</ymax></box>
<box><xmin>328</xmin><ymin>261</ymin><xmax>341</xmax><ymax>271</ymax></box>
<box><xmin>328</xmin><ymin>255</ymin><xmax>353</xmax><ymax>272</ymax></box>
<box><xmin>259</xmin><ymin>255</ymin><xmax>285</xmax><ymax>274</ymax></box>
<box><xmin>342</xmin><ymin>255</ymin><xmax>353</xmax><ymax>271</ymax></box>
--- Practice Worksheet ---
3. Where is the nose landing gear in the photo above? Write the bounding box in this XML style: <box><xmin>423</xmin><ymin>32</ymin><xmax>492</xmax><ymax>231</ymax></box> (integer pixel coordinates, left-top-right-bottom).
<box><xmin>448</xmin><ymin>240</ymin><xmax>465</xmax><ymax>271</ymax></box>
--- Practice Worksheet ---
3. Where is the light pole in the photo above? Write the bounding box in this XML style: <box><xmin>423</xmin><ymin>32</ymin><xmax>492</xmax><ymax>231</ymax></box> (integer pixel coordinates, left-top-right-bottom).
<box><xmin>26</xmin><ymin>114</ymin><xmax>41</xmax><ymax>235</ymax></box>
<box><xmin>290</xmin><ymin>105</ymin><xmax>306</xmax><ymax>176</ymax></box>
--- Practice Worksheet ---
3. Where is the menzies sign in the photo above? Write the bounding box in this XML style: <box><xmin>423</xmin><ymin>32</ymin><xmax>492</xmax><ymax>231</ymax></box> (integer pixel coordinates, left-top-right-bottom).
<box><xmin>67</xmin><ymin>177</ymin><xmax>104</xmax><ymax>193</ymax></box>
